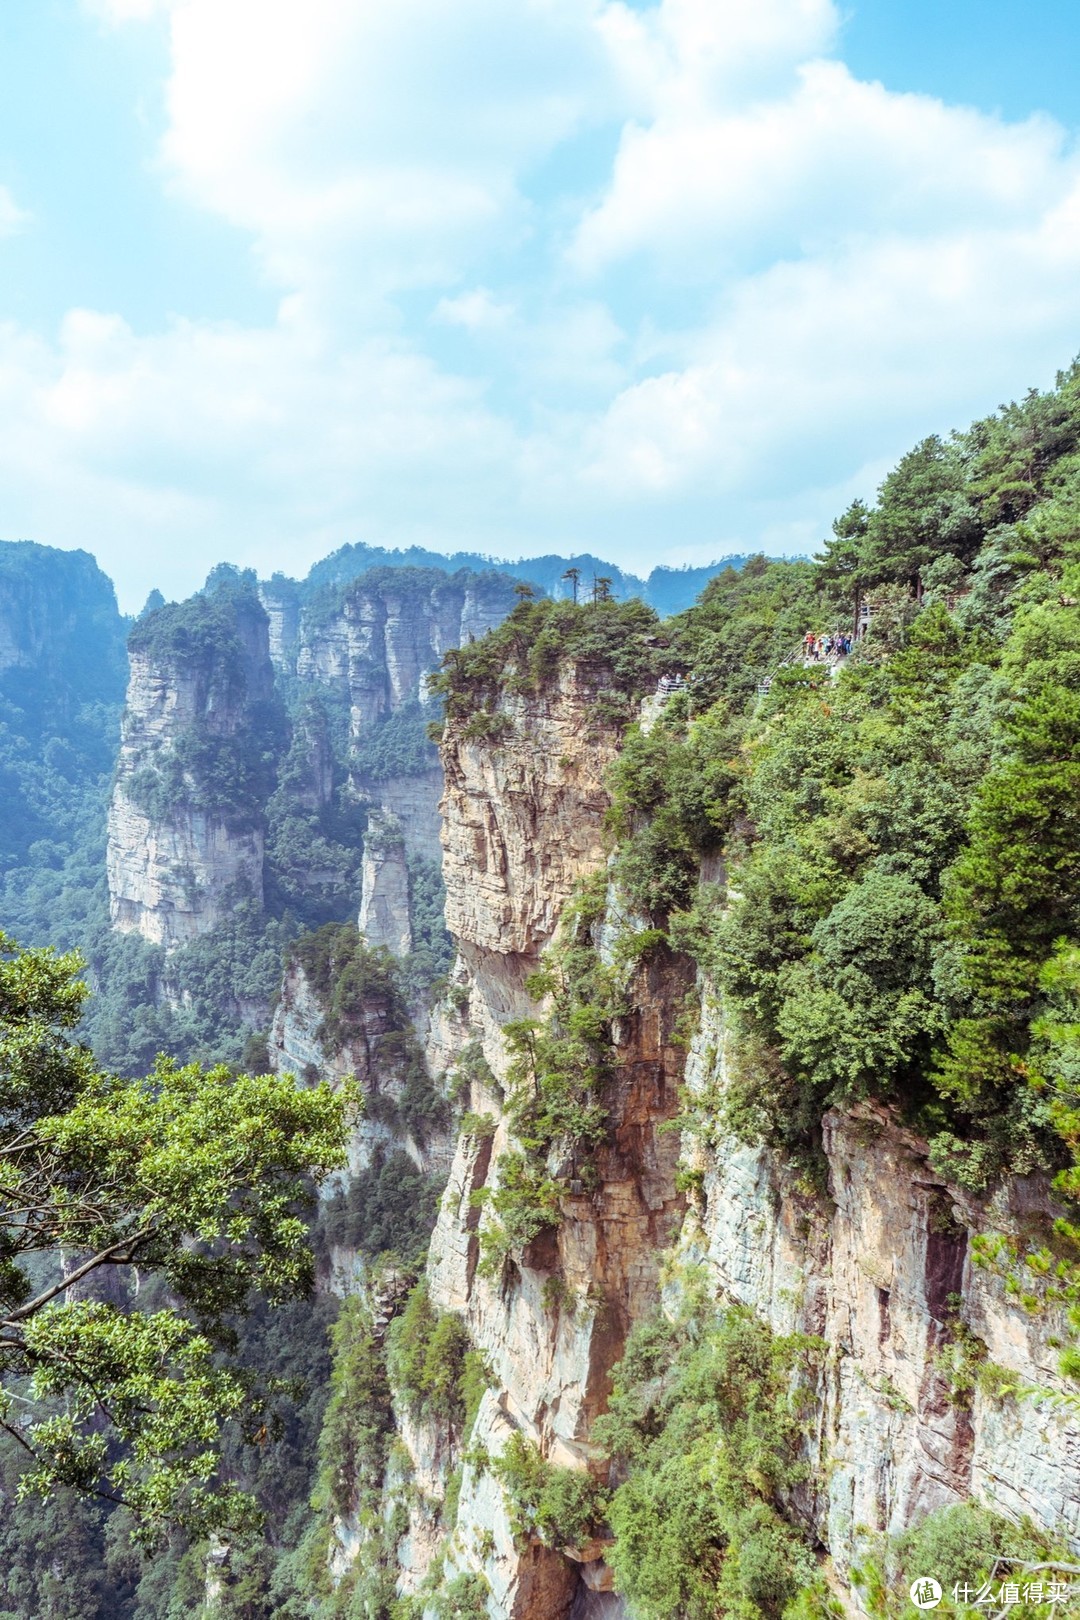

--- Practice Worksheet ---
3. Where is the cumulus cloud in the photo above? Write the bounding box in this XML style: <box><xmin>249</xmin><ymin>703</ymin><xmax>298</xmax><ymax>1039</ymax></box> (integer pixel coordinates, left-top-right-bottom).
<box><xmin>571</xmin><ymin>61</ymin><xmax>1075</xmax><ymax>277</ymax></box>
<box><xmin>148</xmin><ymin>0</ymin><xmax>619</xmax><ymax>302</ymax></box>
<box><xmin>7</xmin><ymin>0</ymin><xmax>1080</xmax><ymax>605</ymax></box>
<box><xmin>435</xmin><ymin>289</ymin><xmax>516</xmax><ymax>331</ymax></box>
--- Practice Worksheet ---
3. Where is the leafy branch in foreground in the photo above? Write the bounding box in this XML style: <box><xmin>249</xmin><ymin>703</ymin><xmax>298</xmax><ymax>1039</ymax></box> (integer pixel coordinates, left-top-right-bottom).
<box><xmin>0</xmin><ymin>930</ymin><xmax>353</xmax><ymax>1542</ymax></box>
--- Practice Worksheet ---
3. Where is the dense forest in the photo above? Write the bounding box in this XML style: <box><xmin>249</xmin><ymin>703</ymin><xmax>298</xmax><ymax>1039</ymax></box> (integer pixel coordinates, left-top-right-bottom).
<box><xmin>3</xmin><ymin>361</ymin><xmax>1080</xmax><ymax>1618</ymax></box>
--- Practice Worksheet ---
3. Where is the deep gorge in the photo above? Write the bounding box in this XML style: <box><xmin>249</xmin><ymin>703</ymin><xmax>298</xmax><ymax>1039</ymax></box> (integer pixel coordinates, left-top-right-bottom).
<box><xmin>3</xmin><ymin>370</ymin><xmax>1080</xmax><ymax>1620</ymax></box>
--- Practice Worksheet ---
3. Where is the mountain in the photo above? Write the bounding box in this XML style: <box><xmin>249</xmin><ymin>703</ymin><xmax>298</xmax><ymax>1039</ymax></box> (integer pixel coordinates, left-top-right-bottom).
<box><xmin>299</xmin><ymin>541</ymin><xmax>759</xmax><ymax>615</ymax></box>
<box><xmin>0</xmin><ymin>539</ymin><xmax>127</xmax><ymax>948</ymax></box>
<box><xmin>4</xmin><ymin>355</ymin><xmax>1080</xmax><ymax>1620</ymax></box>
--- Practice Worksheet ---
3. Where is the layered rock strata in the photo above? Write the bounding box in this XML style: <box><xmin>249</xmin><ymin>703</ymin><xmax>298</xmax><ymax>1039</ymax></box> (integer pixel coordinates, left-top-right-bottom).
<box><xmin>294</xmin><ymin>572</ymin><xmax>520</xmax><ymax>741</ymax></box>
<box><xmin>369</xmin><ymin>665</ymin><xmax>692</xmax><ymax>1617</ymax></box>
<box><xmin>375</xmin><ymin>672</ymin><xmax>1080</xmax><ymax>1620</ymax></box>
<box><xmin>677</xmin><ymin>993</ymin><xmax>1080</xmax><ymax>1570</ymax></box>
<box><xmin>106</xmin><ymin>592</ymin><xmax>275</xmax><ymax>949</ymax></box>
<box><xmin>358</xmin><ymin>813</ymin><xmax>412</xmax><ymax>957</ymax></box>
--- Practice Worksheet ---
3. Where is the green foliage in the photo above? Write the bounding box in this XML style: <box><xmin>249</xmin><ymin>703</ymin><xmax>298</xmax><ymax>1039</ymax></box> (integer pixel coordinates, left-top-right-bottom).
<box><xmin>447</xmin><ymin>1037</ymin><xmax>498</xmax><ymax>1105</ymax></box>
<box><xmin>398</xmin><ymin>854</ymin><xmax>455</xmax><ymax>1007</ymax></box>
<box><xmin>596</xmin><ymin>1302</ymin><xmax>821</xmax><ymax>1620</ymax></box>
<box><xmin>585</xmin><ymin>360</ymin><xmax>1080</xmax><ymax>1386</ymax></box>
<box><xmin>850</xmin><ymin>1501</ymin><xmax>1073</xmax><ymax>1620</ymax></box>
<box><xmin>126</xmin><ymin>586</ymin><xmax>286</xmax><ymax>828</ymax></box>
<box><xmin>314</xmin><ymin>1297</ymin><xmax>395</xmax><ymax>1521</ymax></box>
<box><xmin>431</xmin><ymin>595</ymin><xmax>664</xmax><ymax>726</ymax></box>
<box><xmin>264</xmin><ymin>696</ymin><xmax>366</xmax><ymax>930</ymax></box>
<box><xmin>385</xmin><ymin>1281</ymin><xmax>487</xmax><ymax>1433</ymax></box>
<box><xmin>290</xmin><ymin>923</ymin><xmax>448</xmax><ymax>1141</ymax></box>
<box><xmin>493</xmin><ymin>1431</ymin><xmax>608</xmax><ymax>1551</ymax></box>
<box><xmin>0</xmin><ymin>1442</ymin><xmax>136</xmax><ymax>1620</ymax></box>
<box><xmin>0</xmin><ymin>933</ymin><xmax>351</xmax><ymax>1541</ymax></box>
<box><xmin>666</xmin><ymin>554</ymin><xmax>824</xmax><ymax>710</ymax></box>
<box><xmin>430</xmin><ymin>1571</ymin><xmax>491</xmax><ymax>1620</ymax></box>
<box><xmin>293</xmin><ymin>924</ymin><xmax>404</xmax><ymax>1052</ymax></box>
<box><xmin>608</xmin><ymin>705</ymin><xmax>743</xmax><ymax>916</ymax></box>
<box><xmin>358</xmin><ymin>701</ymin><xmax>440</xmax><ymax>781</ymax></box>
<box><xmin>321</xmin><ymin>1147</ymin><xmax>441</xmax><ymax>1267</ymax></box>
<box><xmin>479</xmin><ymin>876</ymin><xmax>620</xmax><ymax>1268</ymax></box>
<box><xmin>688</xmin><ymin>635</ymin><xmax>994</xmax><ymax>1158</ymax></box>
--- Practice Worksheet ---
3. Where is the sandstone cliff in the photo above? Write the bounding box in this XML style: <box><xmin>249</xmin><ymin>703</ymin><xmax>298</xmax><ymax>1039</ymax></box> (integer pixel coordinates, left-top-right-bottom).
<box><xmin>268</xmin><ymin>926</ymin><xmax>454</xmax><ymax>1294</ymax></box>
<box><xmin>677</xmin><ymin>994</ymin><xmax>1080</xmax><ymax>1576</ymax></box>
<box><xmin>106</xmin><ymin>587</ymin><xmax>278</xmax><ymax>949</ymax></box>
<box><xmin>358</xmin><ymin>812</ymin><xmax>412</xmax><ymax>957</ymax></box>
<box><xmin>347</xmin><ymin>663</ymin><xmax>1080</xmax><ymax>1620</ymax></box>
<box><xmin>290</xmin><ymin>569</ymin><xmax>520</xmax><ymax>746</ymax></box>
<box><xmin>327</xmin><ymin>662</ymin><xmax>690</xmax><ymax>1618</ymax></box>
<box><xmin>105</xmin><ymin>568</ymin><xmax>515</xmax><ymax>978</ymax></box>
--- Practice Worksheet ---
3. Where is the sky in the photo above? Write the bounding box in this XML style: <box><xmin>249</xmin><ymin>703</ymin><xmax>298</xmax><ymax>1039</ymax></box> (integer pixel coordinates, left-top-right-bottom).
<box><xmin>1</xmin><ymin>1</ymin><xmax>1079</xmax><ymax>610</ymax></box>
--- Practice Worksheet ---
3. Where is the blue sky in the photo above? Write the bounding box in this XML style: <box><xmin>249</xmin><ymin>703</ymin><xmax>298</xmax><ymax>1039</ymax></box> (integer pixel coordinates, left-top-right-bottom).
<box><xmin>1</xmin><ymin>0</ymin><xmax>1079</xmax><ymax>609</ymax></box>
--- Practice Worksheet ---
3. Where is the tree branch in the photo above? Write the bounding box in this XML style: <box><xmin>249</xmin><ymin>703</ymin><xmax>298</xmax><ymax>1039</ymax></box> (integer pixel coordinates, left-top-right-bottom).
<box><xmin>3</xmin><ymin>1229</ymin><xmax>153</xmax><ymax>1323</ymax></box>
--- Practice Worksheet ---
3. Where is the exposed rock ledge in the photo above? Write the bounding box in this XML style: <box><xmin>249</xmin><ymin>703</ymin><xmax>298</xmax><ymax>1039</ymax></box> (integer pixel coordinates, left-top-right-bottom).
<box><xmin>678</xmin><ymin>992</ymin><xmax>1080</xmax><ymax>1577</ymax></box>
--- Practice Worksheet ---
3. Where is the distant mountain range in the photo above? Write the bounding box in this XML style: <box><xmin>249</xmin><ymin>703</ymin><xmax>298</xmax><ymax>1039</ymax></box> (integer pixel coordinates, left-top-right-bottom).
<box><xmin>295</xmin><ymin>541</ymin><xmax>768</xmax><ymax>616</ymax></box>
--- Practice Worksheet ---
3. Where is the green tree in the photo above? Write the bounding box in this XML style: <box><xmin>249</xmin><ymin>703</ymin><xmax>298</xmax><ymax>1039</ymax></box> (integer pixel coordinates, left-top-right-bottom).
<box><xmin>817</xmin><ymin>497</ymin><xmax>872</xmax><ymax>637</ymax></box>
<box><xmin>864</xmin><ymin>435</ymin><xmax>983</xmax><ymax>589</ymax></box>
<box><xmin>0</xmin><ymin>932</ymin><xmax>352</xmax><ymax>1542</ymax></box>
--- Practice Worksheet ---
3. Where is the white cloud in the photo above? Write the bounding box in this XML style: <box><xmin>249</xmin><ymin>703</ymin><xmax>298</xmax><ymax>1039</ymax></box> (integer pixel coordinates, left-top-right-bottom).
<box><xmin>434</xmin><ymin>289</ymin><xmax>516</xmax><ymax>331</ymax></box>
<box><xmin>7</xmin><ymin>0</ymin><xmax>1080</xmax><ymax>606</ymax></box>
<box><xmin>571</xmin><ymin>56</ymin><xmax>1075</xmax><ymax>277</ymax></box>
<box><xmin>143</xmin><ymin>0</ymin><xmax>620</xmax><ymax>302</ymax></box>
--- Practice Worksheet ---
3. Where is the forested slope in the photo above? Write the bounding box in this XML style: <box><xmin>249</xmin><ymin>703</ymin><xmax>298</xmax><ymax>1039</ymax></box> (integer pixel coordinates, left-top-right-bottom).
<box><xmin>4</xmin><ymin>361</ymin><xmax>1080</xmax><ymax>1620</ymax></box>
<box><xmin>303</xmin><ymin>360</ymin><xmax>1080</xmax><ymax>1620</ymax></box>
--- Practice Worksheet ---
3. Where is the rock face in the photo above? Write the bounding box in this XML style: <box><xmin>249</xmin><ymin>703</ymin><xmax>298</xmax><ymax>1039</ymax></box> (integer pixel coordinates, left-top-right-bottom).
<box><xmin>364</xmin><ymin>674</ymin><xmax>1080</xmax><ymax>1620</ymax></box>
<box><xmin>436</xmin><ymin>663</ymin><xmax>628</xmax><ymax>1098</ymax></box>
<box><xmin>106</xmin><ymin>589</ymin><xmax>277</xmax><ymax>949</ymax></box>
<box><xmin>678</xmin><ymin>995</ymin><xmax>1080</xmax><ymax>1570</ymax></box>
<box><xmin>360</xmin><ymin>666</ymin><xmax>690</xmax><ymax>1618</ymax></box>
<box><xmin>293</xmin><ymin>570</ymin><xmax>520</xmax><ymax>742</ymax></box>
<box><xmin>269</xmin><ymin>954</ymin><xmax>427</xmax><ymax>1177</ymax></box>
<box><xmin>269</xmin><ymin>946</ymin><xmax>453</xmax><ymax>1294</ymax></box>
<box><xmin>440</xmin><ymin>667</ymin><xmax>619</xmax><ymax>964</ymax></box>
<box><xmin>358</xmin><ymin>813</ymin><xmax>412</xmax><ymax>956</ymax></box>
<box><xmin>258</xmin><ymin>577</ymin><xmax>302</xmax><ymax>671</ymax></box>
<box><xmin>363</xmin><ymin>767</ymin><xmax>443</xmax><ymax>860</ymax></box>
<box><xmin>106</xmin><ymin>568</ymin><xmax>516</xmax><ymax>964</ymax></box>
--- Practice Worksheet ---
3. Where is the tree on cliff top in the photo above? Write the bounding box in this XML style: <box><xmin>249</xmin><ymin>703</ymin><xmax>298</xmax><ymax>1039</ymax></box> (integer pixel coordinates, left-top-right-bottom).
<box><xmin>0</xmin><ymin>931</ymin><xmax>352</xmax><ymax>1543</ymax></box>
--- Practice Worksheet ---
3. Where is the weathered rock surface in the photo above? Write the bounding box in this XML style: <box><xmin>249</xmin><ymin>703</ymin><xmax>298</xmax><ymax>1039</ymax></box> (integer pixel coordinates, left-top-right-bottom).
<box><xmin>375</xmin><ymin>670</ymin><xmax>1080</xmax><ymax>1620</ymax></box>
<box><xmin>355</xmin><ymin>665</ymin><xmax>688</xmax><ymax>1619</ymax></box>
<box><xmin>294</xmin><ymin>571</ymin><xmax>519</xmax><ymax>742</ymax></box>
<box><xmin>258</xmin><ymin>577</ymin><xmax>302</xmax><ymax>671</ymax></box>
<box><xmin>106</xmin><ymin>592</ymin><xmax>275</xmax><ymax>949</ymax></box>
<box><xmin>358</xmin><ymin>813</ymin><xmax>412</xmax><ymax>957</ymax></box>
<box><xmin>440</xmin><ymin>664</ymin><xmax>619</xmax><ymax>964</ymax></box>
<box><xmin>363</xmin><ymin>767</ymin><xmax>443</xmax><ymax>861</ymax></box>
<box><xmin>269</xmin><ymin>955</ymin><xmax>429</xmax><ymax>1181</ymax></box>
<box><xmin>269</xmin><ymin>952</ymin><xmax>454</xmax><ymax>1298</ymax></box>
<box><xmin>676</xmin><ymin>992</ymin><xmax>1080</xmax><ymax>1574</ymax></box>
